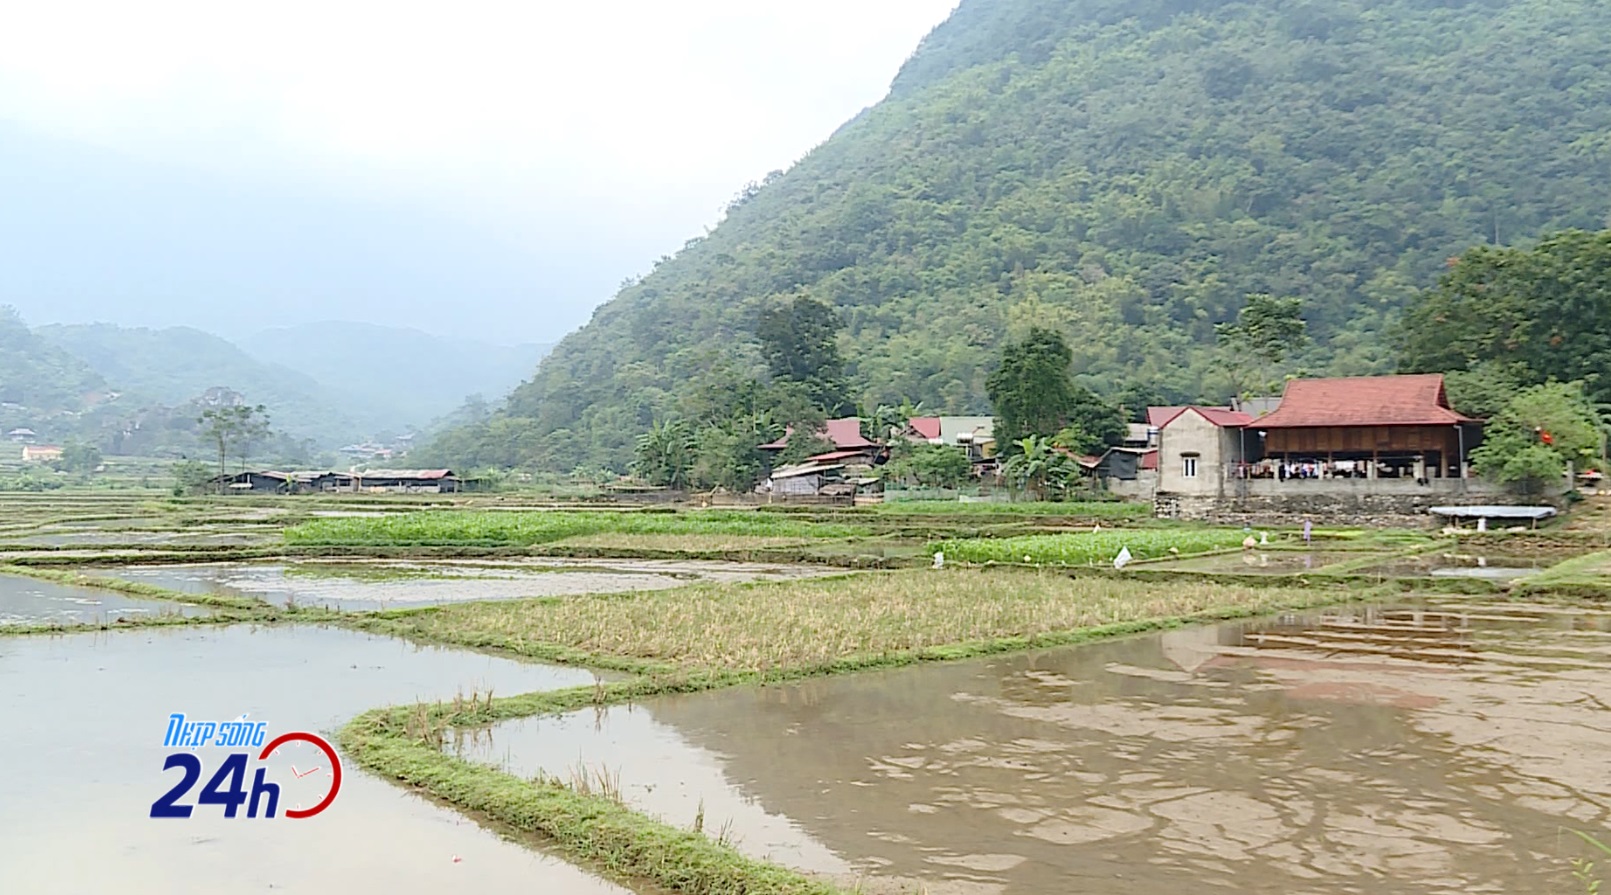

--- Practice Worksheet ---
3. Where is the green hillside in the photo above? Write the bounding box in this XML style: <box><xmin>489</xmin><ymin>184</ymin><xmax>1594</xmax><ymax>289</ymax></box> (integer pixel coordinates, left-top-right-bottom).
<box><xmin>0</xmin><ymin>308</ymin><xmax>105</xmax><ymax>413</ymax></box>
<box><xmin>462</xmin><ymin>0</ymin><xmax>1611</xmax><ymax>472</ymax></box>
<box><xmin>34</xmin><ymin>323</ymin><xmax>379</xmax><ymax>445</ymax></box>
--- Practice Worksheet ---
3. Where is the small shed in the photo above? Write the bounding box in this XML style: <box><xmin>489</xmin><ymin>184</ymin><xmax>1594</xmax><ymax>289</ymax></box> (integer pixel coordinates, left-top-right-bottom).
<box><xmin>1430</xmin><ymin>505</ymin><xmax>1557</xmax><ymax>529</ymax></box>
<box><xmin>764</xmin><ymin>461</ymin><xmax>846</xmax><ymax>497</ymax></box>
<box><xmin>353</xmin><ymin>469</ymin><xmax>461</xmax><ymax>493</ymax></box>
<box><xmin>1082</xmin><ymin>447</ymin><xmax>1152</xmax><ymax>482</ymax></box>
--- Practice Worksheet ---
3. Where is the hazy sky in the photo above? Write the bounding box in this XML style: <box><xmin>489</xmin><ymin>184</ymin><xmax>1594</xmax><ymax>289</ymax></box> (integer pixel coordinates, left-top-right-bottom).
<box><xmin>0</xmin><ymin>1</ymin><xmax>959</xmax><ymax>345</ymax></box>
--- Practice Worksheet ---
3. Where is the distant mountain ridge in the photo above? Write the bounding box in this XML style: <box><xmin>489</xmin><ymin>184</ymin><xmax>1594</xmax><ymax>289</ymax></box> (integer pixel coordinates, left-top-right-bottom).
<box><xmin>4</xmin><ymin>310</ymin><xmax>553</xmax><ymax>453</ymax></box>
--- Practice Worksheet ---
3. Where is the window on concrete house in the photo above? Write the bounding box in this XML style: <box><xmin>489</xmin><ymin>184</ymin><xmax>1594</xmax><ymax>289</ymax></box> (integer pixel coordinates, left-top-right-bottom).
<box><xmin>1182</xmin><ymin>454</ymin><xmax>1199</xmax><ymax>478</ymax></box>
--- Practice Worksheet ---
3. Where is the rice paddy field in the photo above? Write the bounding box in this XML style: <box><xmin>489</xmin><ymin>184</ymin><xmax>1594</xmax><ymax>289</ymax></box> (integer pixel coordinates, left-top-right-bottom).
<box><xmin>351</xmin><ymin>568</ymin><xmax>1361</xmax><ymax>674</ymax></box>
<box><xmin>7</xmin><ymin>486</ymin><xmax>1611</xmax><ymax>895</ymax></box>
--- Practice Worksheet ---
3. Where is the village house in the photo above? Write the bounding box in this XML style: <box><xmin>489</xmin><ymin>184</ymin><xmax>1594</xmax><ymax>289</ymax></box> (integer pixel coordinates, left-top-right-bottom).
<box><xmin>209</xmin><ymin>469</ymin><xmax>462</xmax><ymax>494</ymax></box>
<box><xmin>209</xmin><ymin>470</ymin><xmax>356</xmax><ymax>494</ymax></box>
<box><xmin>7</xmin><ymin>427</ymin><xmax>37</xmax><ymax>444</ymax></box>
<box><xmin>21</xmin><ymin>444</ymin><xmax>64</xmax><ymax>463</ymax></box>
<box><xmin>904</xmin><ymin>416</ymin><xmax>998</xmax><ymax>474</ymax></box>
<box><xmin>759</xmin><ymin>418</ymin><xmax>883</xmax><ymax>465</ymax></box>
<box><xmin>1247</xmin><ymin>374</ymin><xmax>1478</xmax><ymax>483</ymax></box>
<box><xmin>353</xmin><ymin>469</ymin><xmax>461</xmax><ymax>493</ymax></box>
<box><xmin>1078</xmin><ymin>446</ymin><xmax>1159</xmax><ymax>499</ymax></box>
<box><xmin>1151</xmin><ymin>406</ymin><xmax>1255</xmax><ymax>516</ymax></box>
<box><xmin>1150</xmin><ymin>374</ymin><xmax>1501</xmax><ymax>520</ymax></box>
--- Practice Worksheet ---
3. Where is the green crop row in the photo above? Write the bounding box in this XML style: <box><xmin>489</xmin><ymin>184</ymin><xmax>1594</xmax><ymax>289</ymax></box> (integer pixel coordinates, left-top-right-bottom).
<box><xmin>932</xmin><ymin>529</ymin><xmax>1259</xmax><ymax>565</ymax></box>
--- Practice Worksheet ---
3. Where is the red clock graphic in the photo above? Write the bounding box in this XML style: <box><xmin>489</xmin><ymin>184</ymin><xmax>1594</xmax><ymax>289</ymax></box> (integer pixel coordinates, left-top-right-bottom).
<box><xmin>257</xmin><ymin>732</ymin><xmax>342</xmax><ymax>818</ymax></box>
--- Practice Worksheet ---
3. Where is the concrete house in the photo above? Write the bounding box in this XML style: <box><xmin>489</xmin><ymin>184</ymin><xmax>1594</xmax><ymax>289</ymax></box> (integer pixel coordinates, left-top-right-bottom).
<box><xmin>1152</xmin><ymin>406</ymin><xmax>1254</xmax><ymax>516</ymax></box>
<box><xmin>21</xmin><ymin>444</ymin><xmax>64</xmax><ymax>463</ymax></box>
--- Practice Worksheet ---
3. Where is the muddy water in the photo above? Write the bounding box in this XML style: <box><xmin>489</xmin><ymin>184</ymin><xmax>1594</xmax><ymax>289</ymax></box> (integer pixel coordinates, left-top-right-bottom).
<box><xmin>1139</xmin><ymin>550</ymin><xmax>1368</xmax><ymax>575</ymax></box>
<box><xmin>91</xmin><ymin>559</ymin><xmax>836</xmax><ymax>611</ymax></box>
<box><xmin>454</xmin><ymin>600</ymin><xmax>1611</xmax><ymax>894</ymax></box>
<box><xmin>0</xmin><ymin>624</ymin><xmax>638</xmax><ymax>895</ymax></box>
<box><xmin>1355</xmin><ymin>552</ymin><xmax>1555</xmax><ymax>582</ymax></box>
<box><xmin>0</xmin><ymin>573</ymin><xmax>211</xmax><ymax>625</ymax></box>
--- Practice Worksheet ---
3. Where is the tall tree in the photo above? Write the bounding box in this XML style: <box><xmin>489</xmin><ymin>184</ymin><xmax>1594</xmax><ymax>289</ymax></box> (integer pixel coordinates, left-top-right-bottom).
<box><xmin>988</xmin><ymin>328</ymin><xmax>1078</xmax><ymax>447</ymax></box>
<box><xmin>1471</xmin><ymin>381</ymin><xmax>1605</xmax><ymax>493</ymax></box>
<box><xmin>631</xmin><ymin>419</ymin><xmax>698</xmax><ymax>490</ymax></box>
<box><xmin>1215</xmin><ymin>294</ymin><xmax>1307</xmax><ymax>399</ymax></box>
<box><xmin>988</xmin><ymin>328</ymin><xmax>1125</xmax><ymax>453</ymax></box>
<box><xmin>1400</xmin><ymin>230</ymin><xmax>1611</xmax><ymax>401</ymax></box>
<box><xmin>755</xmin><ymin>296</ymin><xmax>851</xmax><ymax>415</ymax></box>
<box><xmin>197</xmin><ymin>404</ymin><xmax>270</xmax><ymax>492</ymax></box>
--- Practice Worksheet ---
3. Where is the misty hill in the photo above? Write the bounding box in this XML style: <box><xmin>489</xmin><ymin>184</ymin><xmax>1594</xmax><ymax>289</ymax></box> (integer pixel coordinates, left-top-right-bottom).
<box><xmin>0</xmin><ymin>308</ymin><xmax>106</xmax><ymax>414</ymax></box>
<box><xmin>243</xmin><ymin>322</ymin><xmax>552</xmax><ymax>433</ymax></box>
<box><xmin>458</xmin><ymin>0</ymin><xmax>1611</xmax><ymax>472</ymax></box>
<box><xmin>33</xmin><ymin>322</ymin><xmax>380</xmax><ymax>446</ymax></box>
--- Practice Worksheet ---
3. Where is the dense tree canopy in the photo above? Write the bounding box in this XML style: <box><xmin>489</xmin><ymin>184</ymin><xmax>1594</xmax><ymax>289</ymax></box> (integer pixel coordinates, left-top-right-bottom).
<box><xmin>1471</xmin><ymin>381</ymin><xmax>1605</xmax><ymax>492</ymax></box>
<box><xmin>431</xmin><ymin>0</ymin><xmax>1611</xmax><ymax>472</ymax></box>
<box><xmin>988</xmin><ymin>328</ymin><xmax>1126</xmax><ymax>455</ymax></box>
<box><xmin>1400</xmin><ymin>229</ymin><xmax>1611</xmax><ymax>402</ymax></box>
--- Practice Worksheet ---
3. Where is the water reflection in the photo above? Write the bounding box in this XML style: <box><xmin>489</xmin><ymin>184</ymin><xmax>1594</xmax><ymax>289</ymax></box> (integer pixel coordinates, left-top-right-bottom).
<box><xmin>456</xmin><ymin>599</ymin><xmax>1611</xmax><ymax>894</ymax></box>
<box><xmin>0</xmin><ymin>625</ymin><xmax>636</xmax><ymax>895</ymax></box>
<box><xmin>0</xmin><ymin>573</ymin><xmax>211</xmax><ymax>625</ymax></box>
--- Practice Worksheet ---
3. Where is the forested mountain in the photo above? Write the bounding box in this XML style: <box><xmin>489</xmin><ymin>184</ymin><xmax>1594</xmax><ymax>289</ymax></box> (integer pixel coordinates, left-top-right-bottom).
<box><xmin>34</xmin><ymin>323</ymin><xmax>383</xmax><ymax>446</ymax></box>
<box><xmin>243</xmin><ymin>322</ymin><xmax>553</xmax><ymax>434</ymax></box>
<box><xmin>0</xmin><ymin>308</ymin><xmax>106</xmax><ymax>413</ymax></box>
<box><xmin>442</xmin><ymin>0</ymin><xmax>1611</xmax><ymax>472</ymax></box>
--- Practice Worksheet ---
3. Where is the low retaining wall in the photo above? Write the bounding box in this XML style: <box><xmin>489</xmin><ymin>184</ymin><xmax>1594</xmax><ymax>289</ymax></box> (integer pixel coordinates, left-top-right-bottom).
<box><xmin>1156</xmin><ymin>483</ymin><xmax>1551</xmax><ymax>527</ymax></box>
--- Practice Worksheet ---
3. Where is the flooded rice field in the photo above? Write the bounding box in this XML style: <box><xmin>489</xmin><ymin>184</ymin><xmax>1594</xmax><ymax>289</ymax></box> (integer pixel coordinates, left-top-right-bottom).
<box><xmin>0</xmin><ymin>624</ymin><xmax>638</xmax><ymax>895</ymax></box>
<box><xmin>85</xmin><ymin>558</ymin><xmax>830</xmax><ymax>612</ymax></box>
<box><xmin>0</xmin><ymin>573</ymin><xmax>211</xmax><ymax>625</ymax></box>
<box><xmin>1139</xmin><ymin>550</ymin><xmax>1368</xmax><ymax>575</ymax></box>
<box><xmin>452</xmin><ymin>599</ymin><xmax>1611</xmax><ymax>894</ymax></box>
<box><xmin>1353</xmin><ymin>551</ymin><xmax>1561</xmax><ymax>582</ymax></box>
<box><xmin>0</xmin><ymin>527</ymin><xmax>275</xmax><ymax>548</ymax></box>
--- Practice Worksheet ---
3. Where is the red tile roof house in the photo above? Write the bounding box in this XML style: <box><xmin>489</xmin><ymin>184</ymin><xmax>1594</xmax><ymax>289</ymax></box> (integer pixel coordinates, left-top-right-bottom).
<box><xmin>759</xmin><ymin>418</ymin><xmax>883</xmax><ymax>465</ymax></box>
<box><xmin>1249</xmin><ymin>375</ymin><xmax>1480</xmax><ymax>484</ymax></box>
<box><xmin>1153</xmin><ymin>375</ymin><xmax>1500</xmax><ymax>521</ymax></box>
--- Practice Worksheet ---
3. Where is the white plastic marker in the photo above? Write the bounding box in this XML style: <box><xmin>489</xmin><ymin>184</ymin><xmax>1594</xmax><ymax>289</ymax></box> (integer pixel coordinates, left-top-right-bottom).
<box><xmin>1113</xmin><ymin>547</ymin><xmax>1133</xmax><ymax>570</ymax></box>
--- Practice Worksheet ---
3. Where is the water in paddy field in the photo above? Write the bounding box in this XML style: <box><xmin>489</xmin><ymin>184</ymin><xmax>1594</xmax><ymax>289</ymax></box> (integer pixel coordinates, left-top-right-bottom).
<box><xmin>0</xmin><ymin>573</ymin><xmax>212</xmax><ymax>625</ymax></box>
<box><xmin>0</xmin><ymin>625</ymin><xmax>640</xmax><ymax>895</ymax></box>
<box><xmin>450</xmin><ymin>600</ymin><xmax>1611</xmax><ymax>895</ymax></box>
<box><xmin>1139</xmin><ymin>550</ymin><xmax>1370</xmax><ymax>575</ymax></box>
<box><xmin>88</xmin><ymin>559</ymin><xmax>834</xmax><ymax>612</ymax></box>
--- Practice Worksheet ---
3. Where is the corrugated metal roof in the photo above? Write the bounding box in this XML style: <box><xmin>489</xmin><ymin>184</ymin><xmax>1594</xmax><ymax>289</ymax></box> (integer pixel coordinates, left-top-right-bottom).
<box><xmin>1429</xmin><ymin>506</ymin><xmax>1557</xmax><ymax>520</ymax></box>
<box><xmin>760</xmin><ymin>419</ymin><xmax>875</xmax><ymax>450</ymax></box>
<box><xmin>356</xmin><ymin>469</ymin><xmax>455</xmax><ymax>479</ymax></box>
<box><xmin>1254</xmin><ymin>375</ymin><xmax>1476</xmax><ymax>428</ymax></box>
<box><xmin>806</xmin><ymin>450</ymin><xmax>872</xmax><ymax>463</ymax></box>
<box><xmin>770</xmin><ymin>462</ymin><xmax>845</xmax><ymax>480</ymax></box>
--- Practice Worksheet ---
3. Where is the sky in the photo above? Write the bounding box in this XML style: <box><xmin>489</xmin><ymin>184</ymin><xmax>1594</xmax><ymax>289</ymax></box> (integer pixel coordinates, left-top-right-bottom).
<box><xmin>0</xmin><ymin>1</ymin><xmax>960</xmax><ymax>346</ymax></box>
